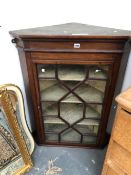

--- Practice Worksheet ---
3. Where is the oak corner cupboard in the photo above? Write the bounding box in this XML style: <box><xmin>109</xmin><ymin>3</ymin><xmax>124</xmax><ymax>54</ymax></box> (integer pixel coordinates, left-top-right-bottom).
<box><xmin>9</xmin><ymin>23</ymin><xmax>131</xmax><ymax>148</ymax></box>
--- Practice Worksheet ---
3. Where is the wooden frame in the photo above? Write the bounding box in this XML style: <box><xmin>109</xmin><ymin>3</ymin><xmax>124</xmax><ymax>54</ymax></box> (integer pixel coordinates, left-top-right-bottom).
<box><xmin>0</xmin><ymin>85</ymin><xmax>33</xmax><ymax>175</ymax></box>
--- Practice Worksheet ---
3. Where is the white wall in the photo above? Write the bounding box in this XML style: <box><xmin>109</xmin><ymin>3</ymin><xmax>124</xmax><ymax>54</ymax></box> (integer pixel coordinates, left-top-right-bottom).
<box><xmin>122</xmin><ymin>51</ymin><xmax>131</xmax><ymax>90</ymax></box>
<box><xmin>0</xmin><ymin>0</ymin><xmax>131</xmax><ymax>131</ymax></box>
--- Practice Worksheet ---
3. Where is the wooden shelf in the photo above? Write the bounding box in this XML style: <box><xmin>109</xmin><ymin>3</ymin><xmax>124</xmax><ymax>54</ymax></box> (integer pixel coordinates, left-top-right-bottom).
<box><xmin>44</xmin><ymin>119</ymin><xmax>67</xmax><ymax>133</ymax></box>
<box><xmin>44</xmin><ymin>117</ymin><xmax>64</xmax><ymax>124</ymax></box>
<box><xmin>42</xmin><ymin>103</ymin><xmax>101</xmax><ymax>120</ymax></box>
<box><xmin>65</xmin><ymin>84</ymin><xmax>104</xmax><ymax>103</ymax></box>
<box><xmin>44</xmin><ymin>117</ymin><xmax>100</xmax><ymax>136</ymax></box>
<box><xmin>77</xmin><ymin>119</ymin><xmax>99</xmax><ymax>126</ymax></box>
<box><xmin>44</xmin><ymin>116</ymin><xmax>99</xmax><ymax>127</ymax></box>
<box><xmin>45</xmin><ymin>132</ymin><xmax>97</xmax><ymax>143</ymax></box>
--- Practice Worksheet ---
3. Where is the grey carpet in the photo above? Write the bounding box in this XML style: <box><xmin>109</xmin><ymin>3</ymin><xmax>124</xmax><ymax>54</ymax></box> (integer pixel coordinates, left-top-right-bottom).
<box><xmin>25</xmin><ymin>145</ymin><xmax>106</xmax><ymax>175</ymax></box>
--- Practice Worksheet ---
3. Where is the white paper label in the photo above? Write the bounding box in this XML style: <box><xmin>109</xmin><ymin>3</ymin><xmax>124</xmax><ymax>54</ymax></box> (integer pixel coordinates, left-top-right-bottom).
<box><xmin>74</xmin><ymin>43</ymin><xmax>80</xmax><ymax>48</ymax></box>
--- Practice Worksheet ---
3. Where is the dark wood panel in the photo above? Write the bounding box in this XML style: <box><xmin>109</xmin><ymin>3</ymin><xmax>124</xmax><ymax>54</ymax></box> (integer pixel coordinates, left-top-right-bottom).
<box><xmin>25</xmin><ymin>53</ymin><xmax>45</xmax><ymax>144</ymax></box>
<box><xmin>98</xmin><ymin>60</ymin><xmax>121</xmax><ymax>146</ymax></box>
<box><xmin>31</xmin><ymin>52</ymin><xmax>122</xmax><ymax>61</ymax></box>
<box><xmin>31</xmin><ymin>59</ymin><xmax>114</xmax><ymax>65</ymax></box>
<box><xmin>28</xmin><ymin>41</ymin><xmax>125</xmax><ymax>51</ymax></box>
<box><xmin>17</xmin><ymin>49</ymin><xmax>35</xmax><ymax>130</ymax></box>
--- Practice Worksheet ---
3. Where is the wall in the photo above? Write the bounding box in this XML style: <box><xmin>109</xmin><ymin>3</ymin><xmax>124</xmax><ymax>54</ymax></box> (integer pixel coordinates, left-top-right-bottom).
<box><xmin>0</xmin><ymin>0</ymin><xmax>131</xmax><ymax>132</ymax></box>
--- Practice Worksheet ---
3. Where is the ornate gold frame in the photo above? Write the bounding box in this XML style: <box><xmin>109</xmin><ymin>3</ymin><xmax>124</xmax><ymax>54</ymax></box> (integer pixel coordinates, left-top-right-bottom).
<box><xmin>0</xmin><ymin>87</ymin><xmax>33</xmax><ymax>175</ymax></box>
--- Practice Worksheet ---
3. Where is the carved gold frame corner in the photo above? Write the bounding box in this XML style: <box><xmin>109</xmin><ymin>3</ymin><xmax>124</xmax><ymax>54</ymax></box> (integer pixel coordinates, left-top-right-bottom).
<box><xmin>0</xmin><ymin>87</ymin><xmax>33</xmax><ymax>175</ymax></box>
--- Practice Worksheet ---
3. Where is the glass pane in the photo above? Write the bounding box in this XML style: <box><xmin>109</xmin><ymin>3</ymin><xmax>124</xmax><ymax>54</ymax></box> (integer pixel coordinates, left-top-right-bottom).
<box><xmin>86</xmin><ymin>80</ymin><xmax>106</xmax><ymax>93</ymax></box>
<box><xmin>45</xmin><ymin>134</ymin><xmax>58</xmax><ymax>142</ymax></box>
<box><xmin>63</xmin><ymin>93</ymin><xmax>81</xmax><ymax>103</ymax></box>
<box><xmin>86</xmin><ymin>104</ymin><xmax>102</xmax><ymax>119</ymax></box>
<box><xmin>58</xmin><ymin>65</ymin><xmax>86</xmax><ymax>81</ymax></box>
<box><xmin>89</xmin><ymin>65</ymin><xmax>108</xmax><ymax>79</ymax></box>
<box><xmin>41</xmin><ymin>102</ymin><xmax>58</xmax><ymax>116</ymax></box>
<box><xmin>37</xmin><ymin>64</ymin><xmax>108</xmax><ymax>145</ymax></box>
<box><xmin>44</xmin><ymin>117</ymin><xmax>67</xmax><ymax>133</ymax></box>
<box><xmin>39</xmin><ymin>80</ymin><xmax>68</xmax><ymax>101</ymax></box>
<box><xmin>60</xmin><ymin>103</ymin><xmax>83</xmax><ymax>124</ymax></box>
<box><xmin>61</xmin><ymin>129</ymin><xmax>81</xmax><ymax>143</ymax></box>
<box><xmin>40</xmin><ymin>80</ymin><xmax>105</xmax><ymax>103</ymax></box>
<box><xmin>37</xmin><ymin>64</ymin><xmax>55</xmax><ymax>78</ymax></box>
<box><xmin>83</xmin><ymin>136</ymin><xmax>97</xmax><ymax>144</ymax></box>
<box><xmin>60</xmin><ymin>81</ymin><xmax>105</xmax><ymax>103</ymax></box>
<box><xmin>74</xmin><ymin>83</ymin><xmax>104</xmax><ymax>103</ymax></box>
<box><xmin>89</xmin><ymin>104</ymin><xmax>102</xmax><ymax>114</ymax></box>
<box><xmin>74</xmin><ymin>119</ymin><xmax>99</xmax><ymax>135</ymax></box>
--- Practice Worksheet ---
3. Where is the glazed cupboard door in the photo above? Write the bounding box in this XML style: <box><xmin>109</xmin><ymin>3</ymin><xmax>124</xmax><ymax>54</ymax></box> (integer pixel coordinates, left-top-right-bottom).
<box><xmin>34</xmin><ymin>62</ymin><xmax>112</xmax><ymax>146</ymax></box>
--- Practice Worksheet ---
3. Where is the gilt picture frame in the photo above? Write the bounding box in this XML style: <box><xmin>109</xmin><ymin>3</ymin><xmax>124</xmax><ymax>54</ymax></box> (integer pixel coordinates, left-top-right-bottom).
<box><xmin>0</xmin><ymin>84</ymin><xmax>34</xmax><ymax>175</ymax></box>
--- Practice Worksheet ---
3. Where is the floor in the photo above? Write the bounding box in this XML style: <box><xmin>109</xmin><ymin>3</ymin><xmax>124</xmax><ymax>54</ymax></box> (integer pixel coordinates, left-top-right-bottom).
<box><xmin>25</xmin><ymin>145</ymin><xmax>107</xmax><ymax>175</ymax></box>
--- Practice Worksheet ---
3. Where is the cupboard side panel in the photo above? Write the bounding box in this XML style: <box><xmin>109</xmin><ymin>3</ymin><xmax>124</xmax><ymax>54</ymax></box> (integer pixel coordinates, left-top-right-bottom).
<box><xmin>18</xmin><ymin>48</ymin><xmax>45</xmax><ymax>143</ymax></box>
<box><xmin>18</xmin><ymin>48</ymin><xmax>35</xmax><ymax>131</ymax></box>
<box><xmin>26</xmin><ymin>53</ymin><xmax>45</xmax><ymax>144</ymax></box>
<box><xmin>107</xmin><ymin>41</ymin><xmax>131</xmax><ymax>133</ymax></box>
<box><xmin>98</xmin><ymin>59</ymin><xmax>121</xmax><ymax>147</ymax></box>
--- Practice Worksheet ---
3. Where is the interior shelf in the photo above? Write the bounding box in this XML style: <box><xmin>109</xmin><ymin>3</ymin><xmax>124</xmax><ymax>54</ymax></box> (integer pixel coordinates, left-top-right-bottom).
<box><xmin>42</xmin><ymin>102</ymin><xmax>101</xmax><ymax>120</ymax></box>
<box><xmin>44</xmin><ymin>117</ymin><xmax>99</xmax><ymax>125</ymax></box>
<box><xmin>76</xmin><ymin>119</ymin><xmax>99</xmax><ymax>126</ymax></box>
<box><xmin>44</xmin><ymin>118</ymin><xmax>67</xmax><ymax>133</ymax></box>
<box><xmin>65</xmin><ymin>83</ymin><xmax>104</xmax><ymax>103</ymax></box>
<box><xmin>40</xmin><ymin>81</ymin><xmax>68</xmax><ymax>101</ymax></box>
<box><xmin>44</xmin><ymin>117</ymin><xmax>64</xmax><ymax>124</ymax></box>
<box><xmin>44</xmin><ymin>117</ymin><xmax>99</xmax><ymax>136</ymax></box>
<box><xmin>45</xmin><ymin>132</ymin><xmax>97</xmax><ymax>144</ymax></box>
